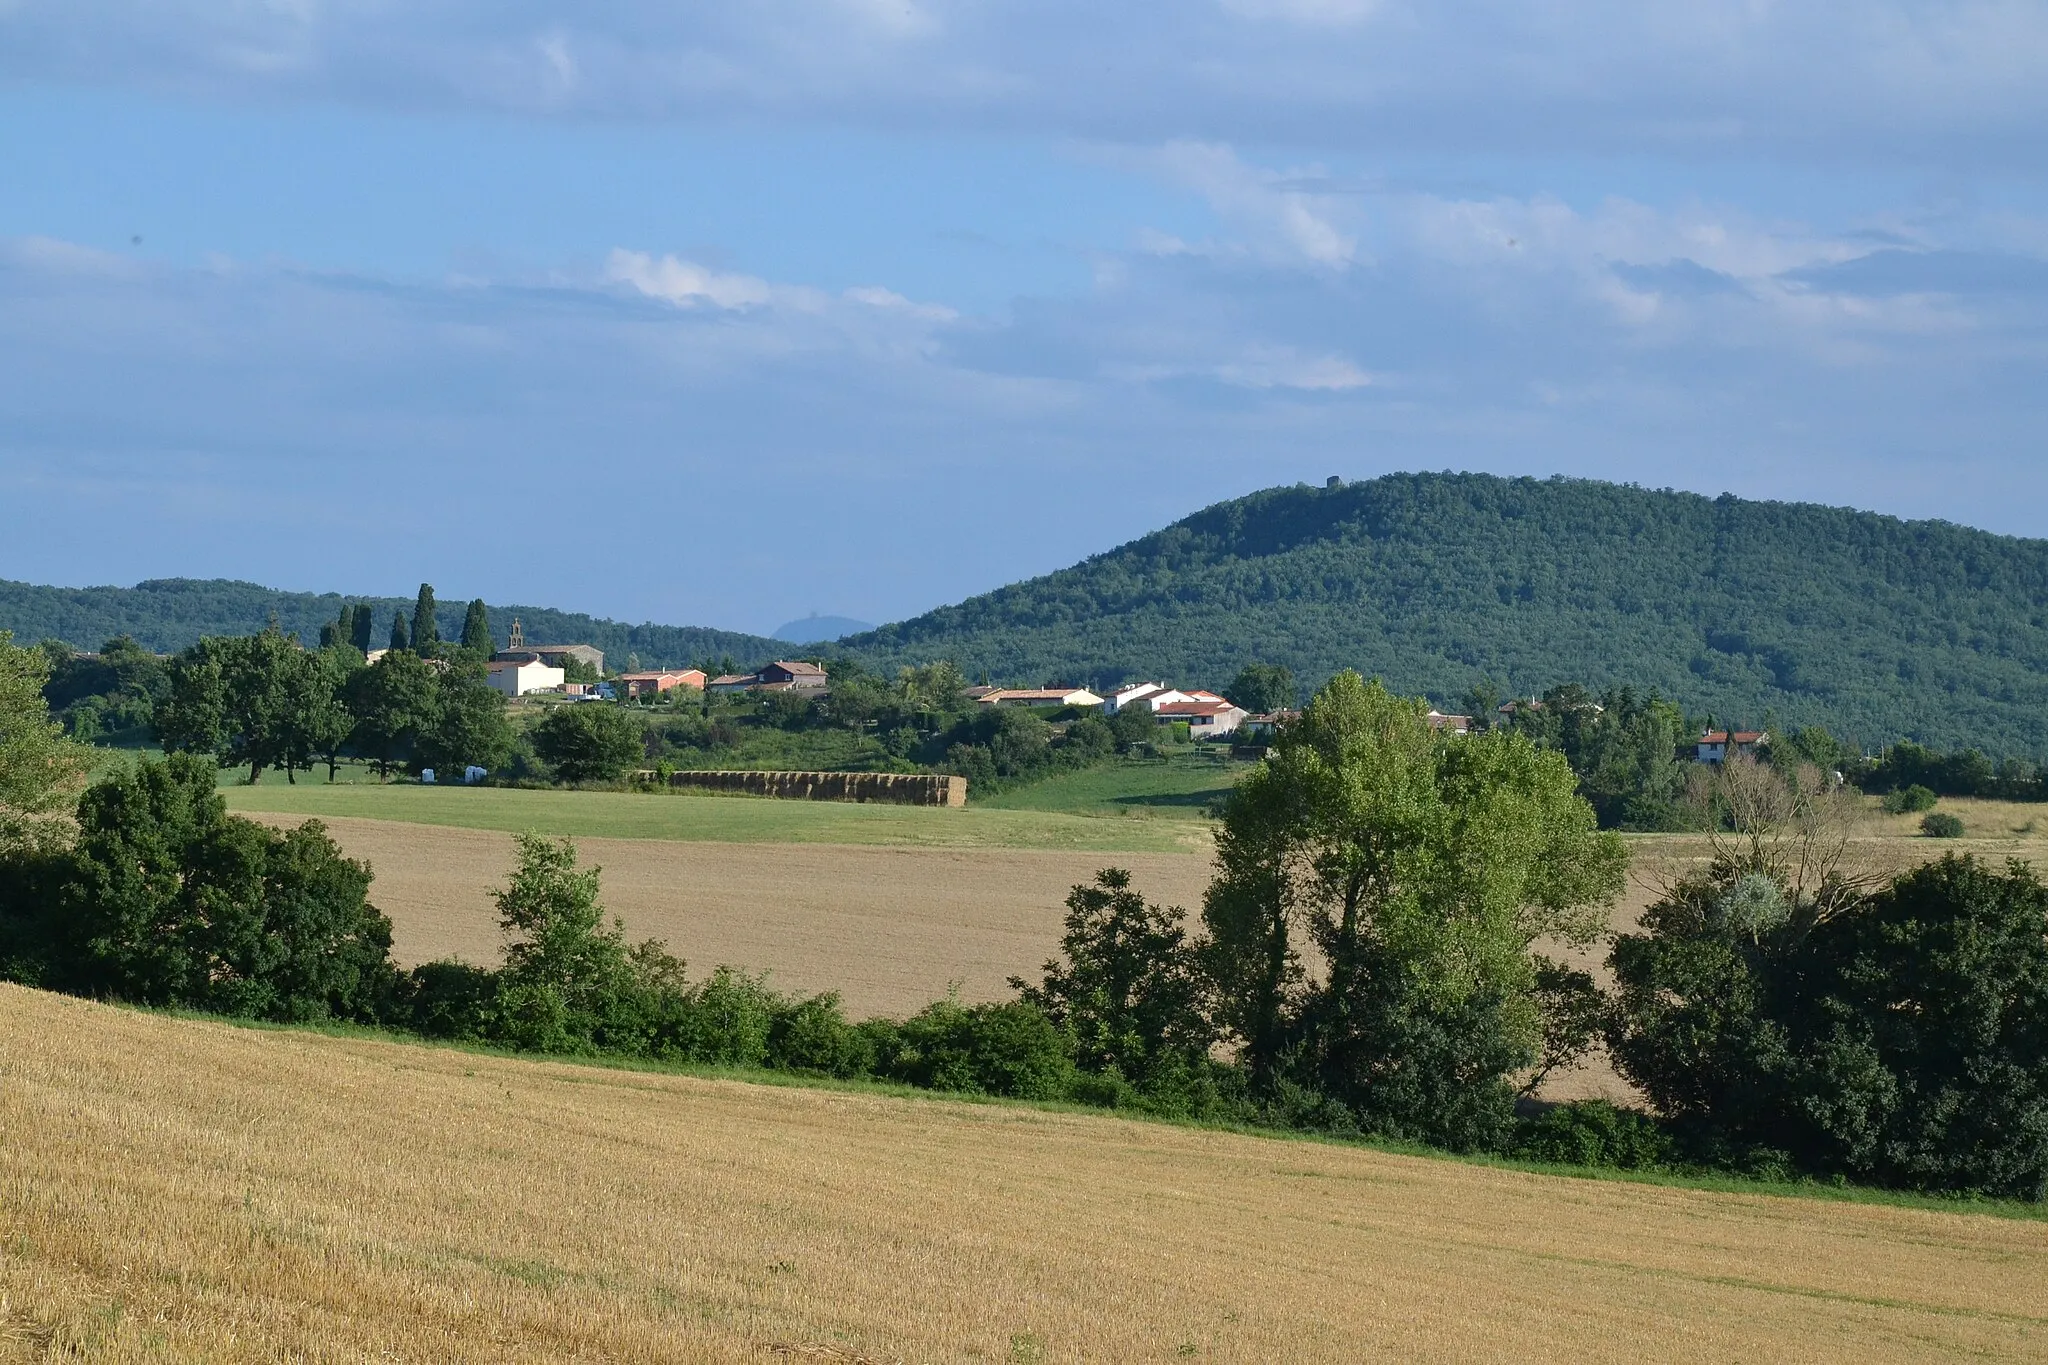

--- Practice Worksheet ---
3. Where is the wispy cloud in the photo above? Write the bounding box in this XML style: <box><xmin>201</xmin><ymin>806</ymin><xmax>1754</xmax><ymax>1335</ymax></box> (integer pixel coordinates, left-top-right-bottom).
<box><xmin>5</xmin><ymin>2</ymin><xmax>2045</xmax><ymax>164</ymax></box>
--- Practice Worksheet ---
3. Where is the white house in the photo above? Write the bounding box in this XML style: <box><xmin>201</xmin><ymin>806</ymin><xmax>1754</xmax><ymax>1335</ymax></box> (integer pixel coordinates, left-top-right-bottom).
<box><xmin>1105</xmin><ymin>682</ymin><xmax>1167</xmax><ymax>714</ymax></box>
<box><xmin>487</xmin><ymin>657</ymin><xmax>566</xmax><ymax>698</ymax></box>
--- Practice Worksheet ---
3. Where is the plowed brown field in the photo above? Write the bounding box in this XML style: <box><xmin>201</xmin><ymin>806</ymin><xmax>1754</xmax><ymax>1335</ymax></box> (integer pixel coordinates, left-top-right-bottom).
<box><xmin>242</xmin><ymin>813</ymin><xmax>1213</xmax><ymax>1018</ymax></box>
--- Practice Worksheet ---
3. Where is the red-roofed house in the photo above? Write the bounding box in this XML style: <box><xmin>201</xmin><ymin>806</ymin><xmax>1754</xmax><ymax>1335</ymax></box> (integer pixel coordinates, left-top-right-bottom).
<box><xmin>617</xmin><ymin>668</ymin><xmax>707</xmax><ymax>698</ymax></box>
<box><xmin>1697</xmin><ymin>729</ymin><xmax>1768</xmax><ymax>764</ymax></box>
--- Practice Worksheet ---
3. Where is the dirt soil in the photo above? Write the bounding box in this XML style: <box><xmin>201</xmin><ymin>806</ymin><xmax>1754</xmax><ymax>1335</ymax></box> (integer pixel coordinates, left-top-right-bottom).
<box><xmin>247</xmin><ymin>813</ymin><xmax>1213</xmax><ymax>1018</ymax></box>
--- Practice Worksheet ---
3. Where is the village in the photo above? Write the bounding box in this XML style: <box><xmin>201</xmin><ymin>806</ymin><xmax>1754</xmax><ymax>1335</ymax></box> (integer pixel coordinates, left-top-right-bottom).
<box><xmin>473</xmin><ymin>618</ymin><xmax>1767</xmax><ymax>768</ymax></box>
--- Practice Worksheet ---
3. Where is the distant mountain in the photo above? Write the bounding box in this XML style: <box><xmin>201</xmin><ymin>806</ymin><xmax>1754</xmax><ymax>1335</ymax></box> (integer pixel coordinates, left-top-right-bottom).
<box><xmin>843</xmin><ymin>472</ymin><xmax>2048</xmax><ymax>756</ymax></box>
<box><xmin>0</xmin><ymin>578</ymin><xmax>787</xmax><ymax>671</ymax></box>
<box><xmin>774</xmin><ymin>614</ymin><xmax>875</xmax><ymax>644</ymax></box>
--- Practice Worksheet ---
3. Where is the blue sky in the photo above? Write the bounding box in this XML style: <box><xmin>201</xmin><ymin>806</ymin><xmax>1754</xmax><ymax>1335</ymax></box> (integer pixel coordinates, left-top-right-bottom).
<box><xmin>3</xmin><ymin>3</ymin><xmax>2046</xmax><ymax>637</ymax></box>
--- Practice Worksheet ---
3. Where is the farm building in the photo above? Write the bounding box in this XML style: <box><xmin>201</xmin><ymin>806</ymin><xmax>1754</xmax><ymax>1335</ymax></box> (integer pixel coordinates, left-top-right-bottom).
<box><xmin>486</xmin><ymin>657</ymin><xmax>565</xmax><ymax>698</ymax></box>
<box><xmin>617</xmin><ymin>668</ymin><xmax>707</xmax><ymax>698</ymax></box>
<box><xmin>976</xmin><ymin>687</ymin><xmax>1106</xmax><ymax>709</ymax></box>
<box><xmin>1153</xmin><ymin>698</ymin><xmax>1249</xmax><ymax>737</ymax></box>
<box><xmin>708</xmin><ymin>661</ymin><xmax>830</xmax><ymax>693</ymax></box>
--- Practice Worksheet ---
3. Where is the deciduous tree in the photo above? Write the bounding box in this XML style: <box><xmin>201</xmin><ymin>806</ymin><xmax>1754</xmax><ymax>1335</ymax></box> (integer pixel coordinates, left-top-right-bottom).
<box><xmin>1203</xmin><ymin>671</ymin><xmax>1625</xmax><ymax>1146</ymax></box>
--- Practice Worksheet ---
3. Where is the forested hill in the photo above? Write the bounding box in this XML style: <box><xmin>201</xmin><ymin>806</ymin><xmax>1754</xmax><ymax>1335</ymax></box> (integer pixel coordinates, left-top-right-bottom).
<box><xmin>0</xmin><ymin>578</ymin><xmax>786</xmax><ymax>670</ymax></box>
<box><xmin>845</xmin><ymin>472</ymin><xmax>2048</xmax><ymax>756</ymax></box>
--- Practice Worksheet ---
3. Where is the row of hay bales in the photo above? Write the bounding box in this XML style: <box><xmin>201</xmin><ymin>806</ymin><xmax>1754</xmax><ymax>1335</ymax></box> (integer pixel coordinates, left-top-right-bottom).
<box><xmin>649</xmin><ymin>769</ymin><xmax>968</xmax><ymax>807</ymax></box>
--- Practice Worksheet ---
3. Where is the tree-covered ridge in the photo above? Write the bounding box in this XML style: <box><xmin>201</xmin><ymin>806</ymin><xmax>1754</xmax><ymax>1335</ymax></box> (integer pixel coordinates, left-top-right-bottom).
<box><xmin>846</xmin><ymin>472</ymin><xmax>2048</xmax><ymax>756</ymax></box>
<box><xmin>0</xmin><ymin>577</ymin><xmax>786</xmax><ymax>672</ymax></box>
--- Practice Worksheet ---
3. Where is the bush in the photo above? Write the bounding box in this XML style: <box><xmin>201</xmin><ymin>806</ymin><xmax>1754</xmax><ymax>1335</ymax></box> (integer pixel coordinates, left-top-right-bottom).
<box><xmin>58</xmin><ymin>754</ymin><xmax>399</xmax><ymax>1022</ymax></box>
<box><xmin>1882</xmin><ymin>784</ymin><xmax>1938</xmax><ymax>815</ymax></box>
<box><xmin>766</xmin><ymin>992</ymin><xmax>875</xmax><ymax>1077</ymax></box>
<box><xmin>1609</xmin><ymin>857</ymin><xmax>2048</xmax><ymax>1198</ymax></box>
<box><xmin>882</xmin><ymin>998</ymin><xmax>1075</xmax><ymax>1100</ymax></box>
<box><xmin>1513</xmin><ymin>1100</ymin><xmax>1672</xmax><ymax>1170</ymax></box>
<box><xmin>657</xmin><ymin>966</ymin><xmax>780</xmax><ymax>1067</ymax></box>
<box><xmin>403</xmin><ymin>960</ymin><xmax>499</xmax><ymax>1040</ymax></box>
<box><xmin>1922</xmin><ymin>811</ymin><xmax>1965</xmax><ymax>838</ymax></box>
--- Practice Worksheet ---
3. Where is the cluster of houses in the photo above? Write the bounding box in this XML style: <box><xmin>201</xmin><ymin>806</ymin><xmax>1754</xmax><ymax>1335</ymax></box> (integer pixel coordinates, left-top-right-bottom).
<box><xmin>476</xmin><ymin>624</ymin><xmax>1770</xmax><ymax>765</ymax></box>
<box><xmin>968</xmin><ymin>681</ymin><xmax>1258</xmax><ymax>738</ymax></box>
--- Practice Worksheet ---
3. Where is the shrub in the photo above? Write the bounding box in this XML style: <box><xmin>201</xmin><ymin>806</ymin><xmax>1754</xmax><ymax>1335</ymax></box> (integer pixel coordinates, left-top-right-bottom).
<box><xmin>883</xmin><ymin>998</ymin><xmax>1075</xmax><ymax>1100</ymax></box>
<box><xmin>1012</xmin><ymin>869</ymin><xmax>1213</xmax><ymax>1088</ymax></box>
<box><xmin>766</xmin><ymin>992</ymin><xmax>875</xmax><ymax>1077</ymax></box>
<box><xmin>404</xmin><ymin>960</ymin><xmax>499</xmax><ymax>1040</ymax></box>
<box><xmin>1882</xmin><ymin>784</ymin><xmax>1938</xmax><ymax>815</ymax></box>
<box><xmin>59</xmin><ymin>754</ymin><xmax>399</xmax><ymax>1022</ymax></box>
<box><xmin>660</xmin><ymin>966</ymin><xmax>780</xmax><ymax>1067</ymax></box>
<box><xmin>1609</xmin><ymin>857</ymin><xmax>2048</xmax><ymax>1198</ymax></box>
<box><xmin>1513</xmin><ymin>1100</ymin><xmax>1672</xmax><ymax>1170</ymax></box>
<box><xmin>1922</xmin><ymin>812</ymin><xmax>1965</xmax><ymax>838</ymax></box>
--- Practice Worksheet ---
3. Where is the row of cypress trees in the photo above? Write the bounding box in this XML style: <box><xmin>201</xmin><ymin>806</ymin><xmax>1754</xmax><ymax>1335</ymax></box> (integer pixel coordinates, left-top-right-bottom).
<box><xmin>316</xmin><ymin>585</ymin><xmax>496</xmax><ymax>657</ymax></box>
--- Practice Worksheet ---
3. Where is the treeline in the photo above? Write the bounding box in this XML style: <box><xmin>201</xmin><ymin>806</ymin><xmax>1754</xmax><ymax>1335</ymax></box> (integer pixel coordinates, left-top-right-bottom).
<box><xmin>149</xmin><ymin>592</ymin><xmax>515</xmax><ymax>784</ymax></box>
<box><xmin>0</xmin><ymin>575</ymin><xmax>786</xmax><ymax>669</ymax></box>
<box><xmin>6</xmin><ymin>645</ymin><xmax>2043</xmax><ymax>1201</ymax></box>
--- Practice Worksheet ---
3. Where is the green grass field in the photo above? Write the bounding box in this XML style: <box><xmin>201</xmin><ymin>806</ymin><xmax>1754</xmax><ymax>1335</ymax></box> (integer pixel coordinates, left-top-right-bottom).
<box><xmin>220</xmin><ymin>781</ymin><xmax>1215</xmax><ymax>853</ymax></box>
<box><xmin>972</xmin><ymin>749</ymin><xmax>1248</xmax><ymax>816</ymax></box>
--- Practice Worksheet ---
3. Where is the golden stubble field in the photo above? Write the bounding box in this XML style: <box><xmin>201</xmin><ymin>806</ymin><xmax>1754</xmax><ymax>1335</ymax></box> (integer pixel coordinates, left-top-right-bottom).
<box><xmin>241</xmin><ymin>795</ymin><xmax>2048</xmax><ymax>1103</ymax></box>
<box><xmin>4</xmin><ymin>985</ymin><xmax>2046</xmax><ymax>1364</ymax></box>
<box><xmin>239</xmin><ymin>814</ymin><xmax>1215</xmax><ymax>1018</ymax></box>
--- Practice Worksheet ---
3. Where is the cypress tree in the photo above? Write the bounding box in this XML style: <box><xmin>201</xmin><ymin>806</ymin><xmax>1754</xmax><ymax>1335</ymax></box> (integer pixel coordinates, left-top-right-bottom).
<box><xmin>411</xmin><ymin>584</ymin><xmax>439</xmax><ymax>650</ymax></box>
<box><xmin>350</xmin><ymin>604</ymin><xmax>376</xmax><ymax>654</ymax></box>
<box><xmin>461</xmin><ymin>598</ymin><xmax>493</xmax><ymax>655</ymax></box>
<box><xmin>319</xmin><ymin>620</ymin><xmax>340</xmax><ymax>649</ymax></box>
<box><xmin>389</xmin><ymin>609</ymin><xmax>410</xmax><ymax>653</ymax></box>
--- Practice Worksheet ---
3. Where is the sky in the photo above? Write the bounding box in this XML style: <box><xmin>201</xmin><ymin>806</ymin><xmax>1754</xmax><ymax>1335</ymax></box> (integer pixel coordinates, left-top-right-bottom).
<box><xmin>3</xmin><ymin>3</ymin><xmax>2046</xmax><ymax>637</ymax></box>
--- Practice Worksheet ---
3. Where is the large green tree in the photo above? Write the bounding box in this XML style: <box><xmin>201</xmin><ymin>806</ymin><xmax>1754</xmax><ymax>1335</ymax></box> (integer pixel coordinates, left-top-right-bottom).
<box><xmin>348</xmin><ymin>603</ymin><xmax>377</xmax><ymax>655</ymax></box>
<box><xmin>58</xmin><ymin>753</ymin><xmax>396</xmax><ymax>1019</ymax></box>
<box><xmin>417</xmin><ymin>657</ymin><xmax>515</xmax><ymax>777</ymax></box>
<box><xmin>388</xmin><ymin>609</ymin><xmax>410</xmax><ymax>653</ymax></box>
<box><xmin>345</xmin><ymin>650</ymin><xmax>441</xmax><ymax>778</ymax></box>
<box><xmin>155</xmin><ymin>628</ymin><xmax>329</xmax><ymax>784</ymax></box>
<box><xmin>460</xmin><ymin>598</ymin><xmax>493</xmax><ymax>655</ymax></box>
<box><xmin>411</xmin><ymin>584</ymin><xmax>440</xmax><ymax>651</ymax></box>
<box><xmin>531</xmin><ymin>703</ymin><xmax>646</xmax><ymax>783</ymax></box>
<box><xmin>1013</xmin><ymin>868</ymin><xmax>1212</xmax><ymax>1092</ymax></box>
<box><xmin>1203</xmin><ymin>672</ymin><xmax>1625</xmax><ymax>1146</ymax></box>
<box><xmin>0</xmin><ymin>630</ymin><xmax>87</xmax><ymax>856</ymax></box>
<box><xmin>1225</xmin><ymin>663</ymin><xmax>1297</xmax><ymax>714</ymax></box>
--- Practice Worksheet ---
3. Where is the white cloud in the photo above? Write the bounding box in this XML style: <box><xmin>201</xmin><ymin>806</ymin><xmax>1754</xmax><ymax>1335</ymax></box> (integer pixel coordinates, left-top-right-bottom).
<box><xmin>843</xmin><ymin>284</ymin><xmax>958</xmax><ymax>321</ymax></box>
<box><xmin>1141</xmin><ymin>142</ymin><xmax>1359</xmax><ymax>266</ymax></box>
<box><xmin>605</xmin><ymin>250</ymin><xmax>795</xmax><ymax>310</ymax></box>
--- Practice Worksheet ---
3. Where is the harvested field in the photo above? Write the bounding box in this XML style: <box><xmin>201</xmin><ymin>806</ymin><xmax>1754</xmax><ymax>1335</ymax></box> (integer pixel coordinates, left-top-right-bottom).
<box><xmin>239</xmin><ymin>814</ymin><xmax>1213</xmax><ymax>1018</ymax></box>
<box><xmin>4</xmin><ymin>986</ymin><xmax>2045</xmax><ymax>1363</ymax></box>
